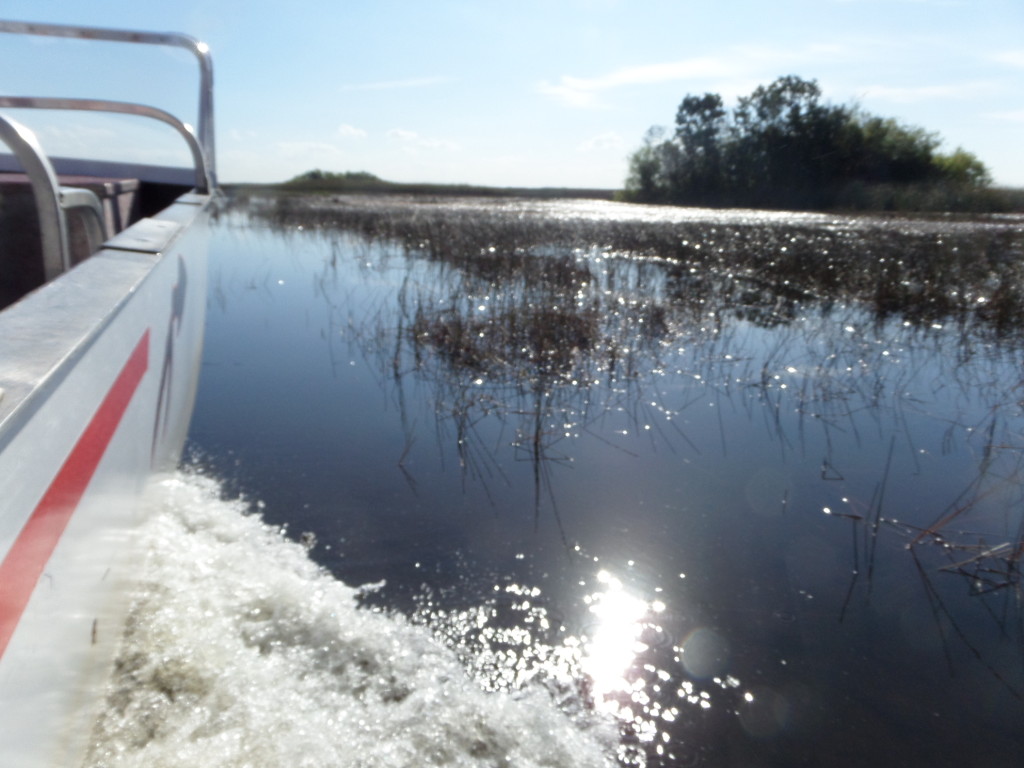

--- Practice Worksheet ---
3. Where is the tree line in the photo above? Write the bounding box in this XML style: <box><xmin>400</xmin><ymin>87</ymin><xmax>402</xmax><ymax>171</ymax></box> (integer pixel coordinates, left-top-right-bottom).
<box><xmin>622</xmin><ymin>75</ymin><xmax>994</xmax><ymax>211</ymax></box>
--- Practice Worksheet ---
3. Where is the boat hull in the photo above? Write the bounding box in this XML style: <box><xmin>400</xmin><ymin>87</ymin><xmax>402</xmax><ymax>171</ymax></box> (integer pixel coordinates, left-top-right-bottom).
<box><xmin>0</xmin><ymin>195</ymin><xmax>209</xmax><ymax>766</ymax></box>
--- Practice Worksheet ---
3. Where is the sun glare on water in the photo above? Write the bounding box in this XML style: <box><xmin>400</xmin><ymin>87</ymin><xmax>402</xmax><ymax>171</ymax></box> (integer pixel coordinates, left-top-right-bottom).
<box><xmin>581</xmin><ymin>569</ymin><xmax>654</xmax><ymax>711</ymax></box>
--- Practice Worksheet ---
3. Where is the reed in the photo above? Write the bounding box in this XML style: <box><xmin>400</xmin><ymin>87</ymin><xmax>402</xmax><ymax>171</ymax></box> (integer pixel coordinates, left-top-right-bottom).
<box><xmin>236</xmin><ymin>192</ymin><xmax>1024</xmax><ymax>570</ymax></box>
<box><xmin>238</xmin><ymin>192</ymin><xmax>1024</xmax><ymax>345</ymax></box>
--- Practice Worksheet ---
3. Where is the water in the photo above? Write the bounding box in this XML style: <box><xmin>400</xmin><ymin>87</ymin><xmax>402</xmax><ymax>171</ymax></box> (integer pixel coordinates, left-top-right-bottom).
<box><xmin>86</xmin><ymin>473</ymin><xmax>616</xmax><ymax>768</ymax></box>
<box><xmin>91</xmin><ymin>195</ymin><xmax>1024</xmax><ymax>766</ymax></box>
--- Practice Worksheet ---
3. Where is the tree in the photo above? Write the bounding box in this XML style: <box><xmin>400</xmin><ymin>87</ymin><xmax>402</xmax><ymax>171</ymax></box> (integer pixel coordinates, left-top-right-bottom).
<box><xmin>733</xmin><ymin>75</ymin><xmax>823</xmax><ymax>133</ymax></box>
<box><xmin>624</xmin><ymin>127</ymin><xmax>672</xmax><ymax>203</ymax></box>
<box><xmin>673</xmin><ymin>93</ymin><xmax>727</xmax><ymax>203</ymax></box>
<box><xmin>730</xmin><ymin>76</ymin><xmax>853</xmax><ymax>207</ymax></box>
<box><xmin>933</xmin><ymin>147</ymin><xmax>991</xmax><ymax>186</ymax></box>
<box><xmin>851</xmin><ymin>116</ymin><xmax>940</xmax><ymax>184</ymax></box>
<box><xmin>622</xmin><ymin>75</ymin><xmax>993</xmax><ymax>211</ymax></box>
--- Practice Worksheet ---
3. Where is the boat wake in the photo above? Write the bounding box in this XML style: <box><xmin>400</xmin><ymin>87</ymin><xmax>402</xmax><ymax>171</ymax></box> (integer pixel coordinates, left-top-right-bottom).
<box><xmin>84</xmin><ymin>471</ymin><xmax>618</xmax><ymax>768</ymax></box>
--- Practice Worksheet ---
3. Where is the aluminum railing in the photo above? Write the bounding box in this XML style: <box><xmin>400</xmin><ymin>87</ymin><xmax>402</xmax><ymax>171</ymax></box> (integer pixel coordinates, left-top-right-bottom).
<box><xmin>0</xmin><ymin>20</ymin><xmax>216</xmax><ymax>280</ymax></box>
<box><xmin>0</xmin><ymin>113</ymin><xmax>106</xmax><ymax>279</ymax></box>
<box><xmin>0</xmin><ymin>20</ymin><xmax>216</xmax><ymax>186</ymax></box>
<box><xmin>0</xmin><ymin>97</ymin><xmax>212</xmax><ymax>194</ymax></box>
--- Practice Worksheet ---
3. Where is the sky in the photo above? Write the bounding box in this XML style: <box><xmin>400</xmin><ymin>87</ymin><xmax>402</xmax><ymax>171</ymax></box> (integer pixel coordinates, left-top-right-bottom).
<box><xmin>1</xmin><ymin>0</ymin><xmax>1022</xmax><ymax>189</ymax></box>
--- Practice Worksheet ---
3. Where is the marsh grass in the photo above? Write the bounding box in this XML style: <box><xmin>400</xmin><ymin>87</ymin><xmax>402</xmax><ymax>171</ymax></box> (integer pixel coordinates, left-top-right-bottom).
<box><xmin>834</xmin><ymin>181</ymin><xmax>1024</xmax><ymax>214</ymax></box>
<box><xmin>238</xmin><ymin>191</ymin><xmax>1024</xmax><ymax>566</ymax></box>
<box><xmin>242</xmin><ymin>192</ymin><xmax>1024</xmax><ymax>342</ymax></box>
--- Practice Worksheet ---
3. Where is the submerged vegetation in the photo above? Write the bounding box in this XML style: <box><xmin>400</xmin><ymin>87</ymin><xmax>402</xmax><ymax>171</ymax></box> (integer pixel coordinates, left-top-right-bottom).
<box><xmin>623</xmin><ymin>75</ymin><xmax>1018</xmax><ymax>213</ymax></box>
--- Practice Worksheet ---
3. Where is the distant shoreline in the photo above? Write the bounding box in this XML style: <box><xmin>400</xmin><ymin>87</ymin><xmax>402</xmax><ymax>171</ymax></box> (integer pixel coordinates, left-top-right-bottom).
<box><xmin>225</xmin><ymin>179</ymin><xmax>618</xmax><ymax>201</ymax></box>
<box><xmin>223</xmin><ymin>179</ymin><xmax>1024</xmax><ymax>215</ymax></box>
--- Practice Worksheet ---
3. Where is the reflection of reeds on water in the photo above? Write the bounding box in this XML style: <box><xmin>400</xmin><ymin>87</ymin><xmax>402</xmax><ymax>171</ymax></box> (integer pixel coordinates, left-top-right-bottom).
<box><xmin>832</xmin><ymin>416</ymin><xmax>1024</xmax><ymax>699</ymax></box>
<box><xmin>939</xmin><ymin>539</ymin><xmax>1023</xmax><ymax>593</ymax></box>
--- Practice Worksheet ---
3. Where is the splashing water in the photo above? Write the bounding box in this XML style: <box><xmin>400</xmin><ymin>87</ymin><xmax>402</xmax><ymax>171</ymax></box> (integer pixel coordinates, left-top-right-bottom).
<box><xmin>85</xmin><ymin>471</ymin><xmax>618</xmax><ymax>768</ymax></box>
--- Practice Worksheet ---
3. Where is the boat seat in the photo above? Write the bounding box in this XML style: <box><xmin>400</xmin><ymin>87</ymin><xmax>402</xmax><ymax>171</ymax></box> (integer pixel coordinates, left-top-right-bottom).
<box><xmin>0</xmin><ymin>173</ymin><xmax>140</xmax><ymax>309</ymax></box>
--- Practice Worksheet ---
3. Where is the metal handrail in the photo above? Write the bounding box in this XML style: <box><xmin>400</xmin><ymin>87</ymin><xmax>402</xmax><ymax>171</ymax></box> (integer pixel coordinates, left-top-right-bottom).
<box><xmin>0</xmin><ymin>96</ymin><xmax>211</xmax><ymax>194</ymax></box>
<box><xmin>0</xmin><ymin>112</ymin><xmax>71</xmax><ymax>279</ymax></box>
<box><xmin>0</xmin><ymin>20</ymin><xmax>216</xmax><ymax>187</ymax></box>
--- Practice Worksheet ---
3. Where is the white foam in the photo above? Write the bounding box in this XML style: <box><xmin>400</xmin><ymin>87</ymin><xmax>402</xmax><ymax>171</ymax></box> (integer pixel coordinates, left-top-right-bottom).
<box><xmin>85</xmin><ymin>472</ymin><xmax>618</xmax><ymax>768</ymax></box>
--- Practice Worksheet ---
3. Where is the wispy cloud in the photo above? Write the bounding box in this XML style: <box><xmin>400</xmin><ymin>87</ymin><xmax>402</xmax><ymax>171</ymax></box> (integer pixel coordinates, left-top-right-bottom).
<box><xmin>386</xmin><ymin>128</ymin><xmax>458</xmax><ymax>152</ymax></box>
<box><xmin>536</xmin><ymin>81</ymin><xmax>597</xmax><ymax>109</ymax></box>
<box><xmin>277</xmin><ymin>141</ymin><xmax>345</xmax><ymax>159</ymax></box>
<box><xmin>577</xmin><ymin>131</ymin><xmax>625</xmax><ymax>152</ymax></box>
<box><xmin>340</xmin><ymin>76</ymin><xmax>449</xmax><ymax>92</ymax></box>
<box><xmin>338</xmin><ymin>123</ymin><xmax>367</xmax><ymax>138</ymax></box>
<box><xmin>830</xmin><ymin>0</ymin><xmax>968</xmax><ymax>5</ymax></box>
<box><xmin>536</xmin><ymin>81</ymin><xmax>604</xmax><ymax>109</ymax></box>
<box><xmin>569</xmin><ymin>58</ymin><xmax>736</xmax><ymax>90</ymax></box>
<box><xmin>536</xmin><ymin>43</ymin><xmax>856</xmax><ymax>109</ymax></box>
<box><xmin>539</xmin><ymin>57</ymin><xmax>737</xmax><ymax>108</ymax></box>
<box><xmin>990</xmin><ymin>50</ymin><xmax>1024</xmax><ymax>68</ymax></box>
<box><xmin>985</xmin><ymin>109</ymin><xmax>1024</xmax><ymax>123</ymax></box>
<box><xmin>859</xmin><ymin>80</ymin><xmax>998</xmax><ymax>103</ymax></box>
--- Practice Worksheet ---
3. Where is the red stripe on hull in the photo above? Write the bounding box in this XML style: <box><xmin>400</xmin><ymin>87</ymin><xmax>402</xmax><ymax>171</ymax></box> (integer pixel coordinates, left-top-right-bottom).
<box><xmin>0</xmin><ymin>330</ymin><xmax>150</xmax><ymax>659</ymax></box>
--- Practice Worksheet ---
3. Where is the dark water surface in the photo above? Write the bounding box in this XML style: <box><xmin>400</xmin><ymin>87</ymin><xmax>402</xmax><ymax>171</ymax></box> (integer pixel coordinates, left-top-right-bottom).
<box><xmin>188</xmin><ymin>194</ymin><xmax>1024</xmax><ymax>767</ymax></box>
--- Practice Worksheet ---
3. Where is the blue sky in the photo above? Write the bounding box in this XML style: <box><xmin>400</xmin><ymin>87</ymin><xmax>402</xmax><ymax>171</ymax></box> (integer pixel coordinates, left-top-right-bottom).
<box><xmin>2</xmin><ymin>0</ymin><xmax>1022</xmax><ymax>188</ymax></box>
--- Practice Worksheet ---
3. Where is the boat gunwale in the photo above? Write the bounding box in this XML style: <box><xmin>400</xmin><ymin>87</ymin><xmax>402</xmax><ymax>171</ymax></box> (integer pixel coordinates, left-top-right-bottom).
<box><xmin>0</xmin><ymin>192</ymin><xmax>211</xmax><ymax>457</ymax></box>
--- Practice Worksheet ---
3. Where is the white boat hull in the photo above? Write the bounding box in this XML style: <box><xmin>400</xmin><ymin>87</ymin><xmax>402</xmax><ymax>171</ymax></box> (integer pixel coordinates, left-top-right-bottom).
<box><xmin>0</xmin><ymin>197</ymin><xmax>209</xmax><ymax>766</ymax></box>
